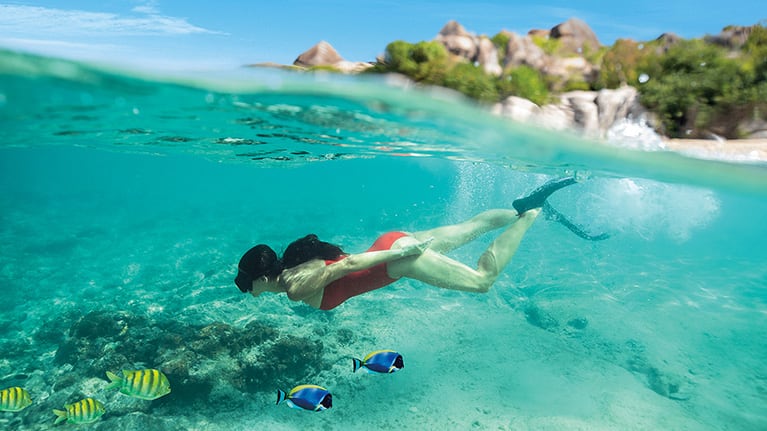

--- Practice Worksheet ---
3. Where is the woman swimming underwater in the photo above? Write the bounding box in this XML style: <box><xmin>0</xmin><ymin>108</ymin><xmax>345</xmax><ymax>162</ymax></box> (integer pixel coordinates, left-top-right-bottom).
<box><xmin>235</xmin><ymin>177</ymin><xmax>606</xmax><ymax>310</ymax></box>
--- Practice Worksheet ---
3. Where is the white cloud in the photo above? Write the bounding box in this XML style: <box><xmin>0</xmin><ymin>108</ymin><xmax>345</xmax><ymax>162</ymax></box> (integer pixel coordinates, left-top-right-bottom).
<box><xmin>0</xmin><ymin>4</ymin><xmax>224</xmax><ymax>36</ymax></box>
<box><xmin>132</xmin><ymin>0</ymin><xmax>160</xmax><ymax>15</ymax></box>
<box><xmin>0</xmin><ymin>37</ymin><xmax>122</xmax><ymax>52</ymax></box>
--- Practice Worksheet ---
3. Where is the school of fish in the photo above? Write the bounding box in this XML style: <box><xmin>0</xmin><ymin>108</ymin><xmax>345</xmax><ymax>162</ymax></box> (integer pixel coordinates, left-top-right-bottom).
<box><xmin>1</xmin><ymin>350</ymin><xmax>402</xmax><ymax>422</ymax></box>
<box><xmin>0</xmin><ymin>368</ymin><xmax>171</xmax><ymax>425</ymax></box>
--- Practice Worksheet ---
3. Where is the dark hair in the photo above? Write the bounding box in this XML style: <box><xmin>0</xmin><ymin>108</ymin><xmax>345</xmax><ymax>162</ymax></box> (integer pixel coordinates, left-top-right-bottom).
<box><xmin>235</xmin><ymin>244</ymin><xmax>283</xmax><ymax>293</ymax></box>
<box><xmin>281</xmin><ymin>234</ymin><xmax>345</xmax><ymax>269</ymax></box>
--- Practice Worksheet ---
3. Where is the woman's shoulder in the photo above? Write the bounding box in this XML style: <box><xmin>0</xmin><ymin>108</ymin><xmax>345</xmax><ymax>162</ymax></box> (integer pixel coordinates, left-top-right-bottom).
<box><xmin>286</xmin><ymin>259</ymin><xmax>328</xmax><ymax>271</ymax></box>
<box><xmin>279</xmin><ymin>259</ymin><xmax>333</xmax><ymax>302</ymax></box>
<box><xmin>280</xmin><ymin>259</ymin><xmax>328</xmax><ymax>282</ymax></box>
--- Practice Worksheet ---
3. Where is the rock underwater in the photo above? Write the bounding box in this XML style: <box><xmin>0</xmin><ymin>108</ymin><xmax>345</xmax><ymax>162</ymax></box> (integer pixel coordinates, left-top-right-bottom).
<box><xmin>0</xmin><ymin>309</ymin><xmax>337</xmax><ymax>430</ymax></box>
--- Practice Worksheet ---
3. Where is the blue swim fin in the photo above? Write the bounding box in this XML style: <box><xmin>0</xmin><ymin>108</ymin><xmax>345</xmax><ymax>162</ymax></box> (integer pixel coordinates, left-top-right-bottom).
<box><xmin>352</xmin><ymin>358</ymin><xmax>364</xmax><ymax>373</ymax></box>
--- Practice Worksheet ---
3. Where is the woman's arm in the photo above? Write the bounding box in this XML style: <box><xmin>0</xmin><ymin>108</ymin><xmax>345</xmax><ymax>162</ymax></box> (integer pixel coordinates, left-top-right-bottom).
<box><xmin>283</xmin><ymin>237</ymin><xmax>432</xmax><ymax>301</ymax></box>
<box><xmin>327</xmin><ymin>237</ymin><xmax>433</xmax><ymax>282</ymax></box>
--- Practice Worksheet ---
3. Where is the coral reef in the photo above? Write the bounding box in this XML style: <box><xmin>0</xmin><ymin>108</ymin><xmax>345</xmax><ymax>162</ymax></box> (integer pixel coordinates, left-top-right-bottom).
<box><xmin>48</xmin><ymin>310</ymin><xmax>329</xmax><ymax>399</ymax></box>
<box><xmin>3</xmin><ymin>308</ymin><xmax>334</xmax><ymax>429</ymax></box>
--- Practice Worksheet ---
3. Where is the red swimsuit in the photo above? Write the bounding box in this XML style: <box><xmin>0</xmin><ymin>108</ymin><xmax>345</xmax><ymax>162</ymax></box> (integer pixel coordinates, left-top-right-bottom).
<box><xmin>319</xmin><ymin>231</ymin><xmax>408</xmax><ymax>310</ymax></box>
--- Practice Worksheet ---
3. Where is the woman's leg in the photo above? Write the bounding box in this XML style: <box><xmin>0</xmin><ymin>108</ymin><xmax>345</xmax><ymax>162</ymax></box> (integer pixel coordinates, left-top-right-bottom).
<box><xmin>411</xmin><ymin>209</ymin><xmax>519</xmax><ymax>254</ymax></box>
<box><xmin>410</xmin><ymin>176</ymin><xmax>577</xmax><ymax>253</ymax></box>
<box><xmin>389</xmin><ymin>209</ymin><xmax>540</xmax><ymax>293</ymax></box>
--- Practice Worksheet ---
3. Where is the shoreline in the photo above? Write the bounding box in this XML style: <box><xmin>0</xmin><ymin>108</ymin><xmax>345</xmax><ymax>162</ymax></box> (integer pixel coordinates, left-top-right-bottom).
<box><xmin>662</xmin><ymin>138</ymin><xmax>767</xmax><ymax>162</ymax></box>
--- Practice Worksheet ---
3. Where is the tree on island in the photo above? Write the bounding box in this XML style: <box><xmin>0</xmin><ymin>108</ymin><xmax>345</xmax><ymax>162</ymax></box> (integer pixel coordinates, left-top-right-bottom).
<box><xmin>282</xmin><ymin>20</ymin><xmax>767</xmax><ymax>139</ymax></box>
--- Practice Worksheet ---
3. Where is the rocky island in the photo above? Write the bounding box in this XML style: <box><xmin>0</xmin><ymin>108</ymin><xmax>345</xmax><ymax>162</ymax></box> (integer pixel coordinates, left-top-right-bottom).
<box><xmin>251</xmin><ymin>18</ymin><xmax>767</xmax><ymax>159</ymax></box>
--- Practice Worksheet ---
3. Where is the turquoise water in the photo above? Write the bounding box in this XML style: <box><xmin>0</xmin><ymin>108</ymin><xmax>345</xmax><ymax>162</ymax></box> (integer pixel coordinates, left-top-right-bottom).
<box><xmin>1</xmin><ymin>50</ymin><xmax>766</xmax><ymax>430</ymax></box>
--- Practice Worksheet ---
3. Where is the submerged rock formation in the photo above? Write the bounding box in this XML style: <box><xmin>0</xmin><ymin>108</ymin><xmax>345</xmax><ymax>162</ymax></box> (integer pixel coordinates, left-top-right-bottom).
<box><xmin>44</xmin><ymin>309</ymin><xmax>333</xmax><ymax>407</ymax></box>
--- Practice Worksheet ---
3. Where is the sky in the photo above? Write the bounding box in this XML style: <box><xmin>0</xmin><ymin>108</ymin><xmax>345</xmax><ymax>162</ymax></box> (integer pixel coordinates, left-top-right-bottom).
<box><xmin>0</xmin><ymin>0</ymin><xmax>765</xmax><ymax>71</ymax></box>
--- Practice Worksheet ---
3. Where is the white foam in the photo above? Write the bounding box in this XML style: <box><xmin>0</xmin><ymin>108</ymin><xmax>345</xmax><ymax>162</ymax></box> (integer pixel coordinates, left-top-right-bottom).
<box><xmin>606</xmin><ymin>118</ymin><xmax>666</xmax><ymax>151</ymax></box>
<box><xmin>582</xmin><ymin>178</ymin><xmax>720</xmax><ymax>242</ymax></box>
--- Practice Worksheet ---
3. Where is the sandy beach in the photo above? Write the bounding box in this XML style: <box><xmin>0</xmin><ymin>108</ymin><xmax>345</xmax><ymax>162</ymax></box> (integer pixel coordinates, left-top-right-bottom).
<box><xmin>663</xmin><ymin>138</ymin><xmax>767</xmax><ymax>162</ymax></box>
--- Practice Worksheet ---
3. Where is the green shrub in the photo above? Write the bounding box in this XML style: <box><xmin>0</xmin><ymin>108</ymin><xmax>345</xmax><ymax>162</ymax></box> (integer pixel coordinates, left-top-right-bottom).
<box><xmin>531</xmin><ymin>34</ymin><xmax>561</xmax><ymax>55</ymax></box>
<box><xmin>639</xmin><ymin>39</ymin><xmax>758</xmax><ymax>137</ymax></box>
<box><xmin>498</xmin><ymin>66</ymin><xmax>550</xmax><ymax>105</ymax></box>
<box><xmin>491</xmin><ymin>32</ymin><xmax>511</xmax><ymax>64</ymax></box>
<box><xmin>563</xmin><ymin>79</ymin><xmax>592</xmax><ymax>92</ymax></box>
<box><xmin>380</xmin><ymin>40</ymin><xmax>450</xmax><ymax>84</ymax></box>
<box><xmin>370</xmin><ymin>27</ymin><xmax>766</xmax><ymax>136</ymax></box>
<box><xmin>443</xmin><ymin>62</ymin><xmax>499</xmax><ymax>103</ymax></box>
<box><xmin>307</xmin><ymin>65</ymin><xmax>342</xmax><ymax>73</ymax></box>
<box><xmin>598</xmin><ymin>39</ymin><xmax>642</xmax><ymax>88</ymax></box>
<box><xmin>744</xmin><ymin>24</ymin><xmax>767</xmax><ymax>87</ymax></box>
<box><xmin>583</xmin><ymin>45</ymin><xmax>608</xmax><ymax>66</ymax></box>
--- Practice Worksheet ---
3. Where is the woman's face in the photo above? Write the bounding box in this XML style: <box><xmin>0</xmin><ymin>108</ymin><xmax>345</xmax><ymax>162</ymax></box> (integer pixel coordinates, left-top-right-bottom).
<box><xmin>249</xmin><ymin>275</ymin><xmax>271</xmax><ymax>297</ymax></box>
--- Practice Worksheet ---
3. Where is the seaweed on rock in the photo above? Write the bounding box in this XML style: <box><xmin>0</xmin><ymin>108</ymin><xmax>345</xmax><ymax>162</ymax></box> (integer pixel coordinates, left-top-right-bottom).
<box><xmin>44</xmin><ymin>309</ymin><xmax>330</xmax><ymax>407</ymax></box>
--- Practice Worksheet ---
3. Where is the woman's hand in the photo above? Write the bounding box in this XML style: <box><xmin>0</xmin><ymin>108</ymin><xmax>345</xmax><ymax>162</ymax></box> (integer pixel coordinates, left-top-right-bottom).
<box><xmin>401</xmin><ymin>237</ymin><xmax>434</xmax><ymax>256</ymax></box>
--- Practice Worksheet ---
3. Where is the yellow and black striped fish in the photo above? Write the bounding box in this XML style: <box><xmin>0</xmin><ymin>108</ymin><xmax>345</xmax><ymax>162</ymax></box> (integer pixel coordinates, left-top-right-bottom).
<box><xmin>0</xmin><ymin>386</ymin><xmax>32</xmax><ymax>412</ymax></box>
<box><xmin>52</xmin><ymin>397</ymin><xmax>105</xmax><ymax>424</ymax></box>
<box><xmin>106</xmin><ymin>369</ymin><xmax>171</xmax><ymax>400</ymax></box>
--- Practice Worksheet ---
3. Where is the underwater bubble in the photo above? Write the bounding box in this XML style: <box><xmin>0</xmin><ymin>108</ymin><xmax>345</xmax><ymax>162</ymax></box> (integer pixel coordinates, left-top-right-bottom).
<box><xmin>638</xmin><ymin>73</ymin><xmax>650</xmax><ymax>84</ymax></box>
<box><xmin>583</xmin><ymin>178</ymin><xmax>720</xmax><ymax>242</ymax></box>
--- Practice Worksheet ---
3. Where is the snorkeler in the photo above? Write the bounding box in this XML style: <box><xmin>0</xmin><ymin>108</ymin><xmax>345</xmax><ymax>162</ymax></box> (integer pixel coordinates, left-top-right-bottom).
<box><xmin>235</xmin><ymin>177</ymin><xmax>603</xmax><ymax>310</ymax></box>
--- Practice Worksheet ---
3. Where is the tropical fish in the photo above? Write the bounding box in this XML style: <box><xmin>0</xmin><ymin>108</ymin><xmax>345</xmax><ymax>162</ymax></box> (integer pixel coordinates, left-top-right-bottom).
<box><xmin>0</xmin><ymin>386</ymin><xmax>32</xmax><ymax>412</ymax></box>
<box><xmin>352</xmin><ymin>350</ymin><xmax>404</xmax><ymax>374</ymax></box>
<box><xmin>276</xmin><ymin>384</ymin><xmax>332</xmax><ymax>412</ymax></box>
<box><xmin>52</xmin><ymin>398</ymin><xmax>105</xmax><ymax>424</ymax></box>
<box><xmin>106</xmin><ymin>368</ymin><xmax>171</xmax><ymax>400</ymax></box>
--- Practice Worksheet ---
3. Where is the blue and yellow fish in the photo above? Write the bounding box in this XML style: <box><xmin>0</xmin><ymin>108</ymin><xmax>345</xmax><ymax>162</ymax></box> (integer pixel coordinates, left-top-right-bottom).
<box><xmin>0</xmin><ymin>386</ymin><xmax>32</xmax><ymax>412</ymax></box>
<box><xmin>106</xmin><ymin>369</ymin><xmax>171</xmax><ymax>400</ymax></box>
<box><xmin>276</xmin><ymin>384</ymin><xmax>332</xmax><ymax>412</ymax></box>
<box><xmin>352</xmin><ymin>350</ymin><xmax>404</xmax><ymax>374</ymax></box>
<box><xmin>52</xmin><ymin>398</ymin><xmax>105</xmax><ymax>424</ymax></box>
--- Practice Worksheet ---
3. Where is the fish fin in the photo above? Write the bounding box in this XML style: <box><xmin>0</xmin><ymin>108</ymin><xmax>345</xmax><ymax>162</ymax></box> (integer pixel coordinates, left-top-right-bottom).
<box><xmin>276</xmin><ymin>389</ymin><xmax>287</xmax><ymax>405</ymax></box>
<box><xmin>52</xmin><ymin>409</ymin><xmax>67</xmax><ymax>424</ymax></box>
<box><xmin>352</xmin><ymin>358</ymin><xmax>363</xmax><ymax>373</ymax></box>
<box><xmin>105</xmin><ymin>371</ymin><xmax>122</xmax><ymax>390</ymax></box>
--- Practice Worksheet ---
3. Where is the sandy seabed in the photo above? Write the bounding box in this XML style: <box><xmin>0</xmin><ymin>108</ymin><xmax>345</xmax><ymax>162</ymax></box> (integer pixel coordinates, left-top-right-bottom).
<box><xmin>230</xmin><ymin>280</ymin><xmax>766</xmax><ymax>431</ymax></box>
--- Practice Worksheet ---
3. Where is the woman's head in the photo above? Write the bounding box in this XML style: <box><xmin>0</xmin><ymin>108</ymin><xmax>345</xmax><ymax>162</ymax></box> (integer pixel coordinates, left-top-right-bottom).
<box><xmin>235</xmin><ymin>244</ymin><xmax>283</xmax><ymax>293</ymax></box>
